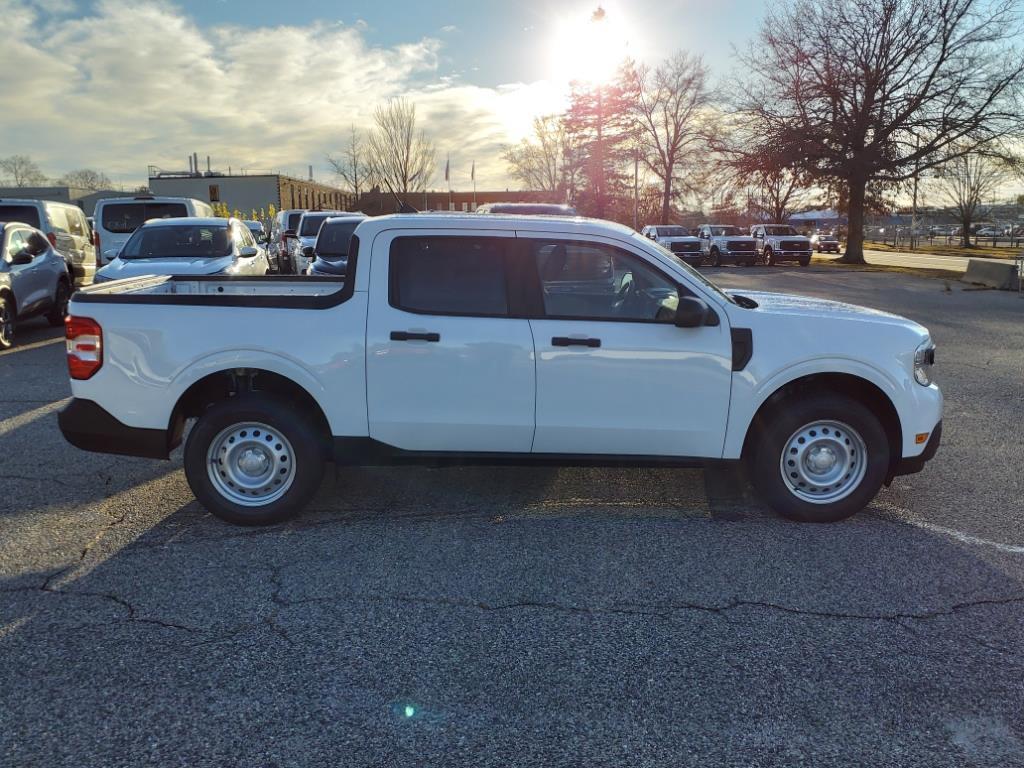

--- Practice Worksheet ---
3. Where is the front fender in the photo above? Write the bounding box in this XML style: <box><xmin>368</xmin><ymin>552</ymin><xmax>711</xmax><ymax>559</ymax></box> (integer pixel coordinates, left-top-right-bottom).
<box><xmin>722</xmin><ymin>356</ymin><xmax>905</xmax><ymax>459</ymax></box>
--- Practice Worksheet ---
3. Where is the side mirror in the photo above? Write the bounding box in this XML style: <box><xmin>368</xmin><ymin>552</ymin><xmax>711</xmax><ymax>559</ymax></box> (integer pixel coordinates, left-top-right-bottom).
<box><xmin>239</xmin><ymin>246</ymin><xmax>258</xmax><ymax>258</ymax></box>
<box><xmin>302</xmin><ymin>246</ymin><xmax>315</xmax><ymax>258</ymax></box>
<box><xmin>284</xmin><ymin>229</ymin><xmax>297</xmax><ymax>238</ymax></box>
<box><xmin>674</xmin><ymin>296</ymin><xmax>712</xmax><ymax>328</ymax></box>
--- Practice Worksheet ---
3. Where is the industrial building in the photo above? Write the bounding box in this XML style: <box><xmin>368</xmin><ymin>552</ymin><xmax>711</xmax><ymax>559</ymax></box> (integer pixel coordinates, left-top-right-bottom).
<box><xmin>148</xmin><ymin>165</ymin><xmax>353</xmax><ymax>214</ymax></box>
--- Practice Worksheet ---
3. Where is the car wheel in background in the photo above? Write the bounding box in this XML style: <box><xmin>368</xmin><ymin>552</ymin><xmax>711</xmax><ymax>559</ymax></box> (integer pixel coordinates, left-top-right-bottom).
<box><xmin>748</xmin><ymin>392</ymin><xmax>889</xmax><ymax>523</ymax></box>
<box><xmin>184</xmin><ymin>394</ymin><xmax>327</xmax><ymax>526</ymax></box>
<box><xmin>47</xmin><ymin>281</ymin><xmax>70</xmax><ymax>326</ymax></box>
<box><xmin>0</xmin><ymin>295</ymin><xmax>14</xmax><ymax>349</ymax></box>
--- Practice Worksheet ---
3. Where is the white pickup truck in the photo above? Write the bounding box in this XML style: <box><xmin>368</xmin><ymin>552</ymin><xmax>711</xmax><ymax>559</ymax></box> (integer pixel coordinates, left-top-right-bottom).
<box><xmin>750</xmin><ymin>224</ymin><xmax>813</xmax><ymax>266</ymax></box>
<box><xmin>59</xmin><ymin>214</ymin><xmax>942</xmax><ymax>526</ymax></box>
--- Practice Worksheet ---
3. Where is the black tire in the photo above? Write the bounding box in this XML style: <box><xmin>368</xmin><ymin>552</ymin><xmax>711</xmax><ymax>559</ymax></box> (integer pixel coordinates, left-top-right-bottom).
<box><xmin>748</xmin><ymin>392</ymin><xmax>890</xmax><ymax>523</ymax></box>
<box><xmin>710</xmin><ymin>248</ymin><xmax>721</xmax><ymax>267</ymax></box>
<box><xmin>184</xmin><ymin>394</ymin><xmax>327</xmax><ymax>526</ymax></box>
<box><xmin>47</xmin><ymin>280</ymin><xmax>70</xmax><ymax>326</ymax></box>
<box><xmin>0</xmin><ymin>294</ymin><xmax>14</xmax><ymax>350</ymax></box>
<box><xmin>799</xmin><ymin>255</ymin><xmax>811</xmax><ymax>267</ymax></box>
<box><xmin>764</xmin><ymin>247</ymin><xmax>775</xmax><ymax>266</ymax></box>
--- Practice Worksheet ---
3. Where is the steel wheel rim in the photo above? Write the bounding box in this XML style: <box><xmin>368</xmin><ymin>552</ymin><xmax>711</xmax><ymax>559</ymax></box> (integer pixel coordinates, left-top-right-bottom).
<box><xmin>207</xmin><ymin>422</ymin><xmax>296</xmax><ymax>507</ymax></box>
<box><xmin>779</xmin><ymin>420</ymin><xmax>868</xmax><ymax>504</ymax></box>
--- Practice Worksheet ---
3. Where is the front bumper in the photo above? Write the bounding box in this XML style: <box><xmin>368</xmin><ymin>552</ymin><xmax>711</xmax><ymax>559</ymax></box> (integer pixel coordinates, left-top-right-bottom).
<box><xmin>773</xmin><ymin>250</ymin><xmax>812</xmax><ymax>261</ymax></box>
<box><xmin>891</xmin><ymin>420</ymin><xmax>942</xmax><ymax>478</ymax></box>
<box><xmin>59</xmin><ymin>398</ymin><xmax>171</xmax><ymax>460</ymax></box>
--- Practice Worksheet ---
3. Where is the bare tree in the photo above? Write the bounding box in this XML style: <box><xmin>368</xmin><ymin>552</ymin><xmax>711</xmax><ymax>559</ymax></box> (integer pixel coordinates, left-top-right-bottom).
<box><xmin>748</xmin><ymin>167</ymin><xmax>811</xmax><ymax>223</ymax></box>
<box><xmin>366</xmin><ymin>98</ymin><xmax>436</xmax><ymax>194</ymax></box>
<box><xmin>630</xmin><ymin>53</ymin><xmax>710</xmax><ymax>225</ymax></box>
<box><xmin>935</xmin><ymin>150</ymin><xmax>1016</xmax><ymax>246</ymax></box>
<box><xmin>0</xmin><ymin>155</ymin><xmax>48</xmax><ymax>187</ymax></box>
<box><xmin>734</xmin><ymin>0</ymin><xmax>1024</xmax><ymax>263</ymax></box>
<box><xmin>327</xmin><ymin>125</ymin><xmax>374</xmax><ymax>199</ymax></box>
<box><xmin>58</xmin><ymin>168</ymin><xmax>112</xmax><ymax>191</ymax></box>
<box><xmin>503</xmin><ymin>115</ymin><xmax>567</xmax><ymax>194</ymax></box>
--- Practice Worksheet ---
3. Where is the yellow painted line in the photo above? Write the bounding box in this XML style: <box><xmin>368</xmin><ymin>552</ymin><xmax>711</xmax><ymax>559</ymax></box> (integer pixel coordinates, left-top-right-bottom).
<box><xmin>0</xmin><ymin>398</ymin><xmax>70</xmax><ymax>438</ymax></box>
<box><xmin>0</xmin><ymin>336</ymin><xmax>65</xmax><ymax>357</ymax></box>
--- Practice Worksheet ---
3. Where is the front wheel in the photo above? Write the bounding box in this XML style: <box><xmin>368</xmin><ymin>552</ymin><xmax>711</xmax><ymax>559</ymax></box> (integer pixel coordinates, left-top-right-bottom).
<box><xmin>764</xmin><ymin>247</ymin><xmax>775</xmax><ymax>266</ymax></box>
<box><xmin>184</xmin><ymin>394</ymin><xmax>327</xmax><ymax>525</ymax></box>
<box><xmin>710</xmin><ymin>248</ymin><xmax>721</xmax><ymax>267</ymax></box>
<box><xmin>748</xmin><ymin>393</ymin><xmax>890</xmax><ymax>522</ymax></box>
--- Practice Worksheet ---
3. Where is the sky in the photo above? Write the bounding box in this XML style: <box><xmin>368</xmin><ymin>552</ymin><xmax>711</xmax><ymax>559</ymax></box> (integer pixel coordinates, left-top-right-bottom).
<box><xmin>0</xmin><ymin>0</ymin><xmax>764</xmax><ymax>191</ymax></box>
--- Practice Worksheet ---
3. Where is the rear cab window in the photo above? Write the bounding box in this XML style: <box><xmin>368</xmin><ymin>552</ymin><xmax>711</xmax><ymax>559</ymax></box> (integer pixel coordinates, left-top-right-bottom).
<box><xmin>389</xmin><ymin>236</ymin><xmax>511</xmax><ymax>317</ymax></box>
<box><xmin>0</xmin><ymin>205</ymin><xmax>41</xmax><ymax>229</ymax></box>
<box><xmin>101</xmin><ymin>202</ymin><xmax>188</xmax><ymax>233</ymax></box>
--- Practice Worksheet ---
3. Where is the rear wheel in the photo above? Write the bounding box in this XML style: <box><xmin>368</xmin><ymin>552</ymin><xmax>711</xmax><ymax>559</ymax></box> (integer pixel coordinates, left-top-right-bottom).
<box><xmin>748</xmin><ymin>392</ymin><xmax>889</xmax><ymax>522</ymax></box>
<box><xmin>0</xmin><ymin>295</ymin><xmax>14</xmax><ymax>350</ymax></box>
<box><xmin>47</xmin><ymin>280</ymin><xmax>70</xmax><ymax>326</ymax></box>
<box><xmin>184</xmin><ymin>394</ymin><xmax>326</xmax><ymax>525</ymax></box>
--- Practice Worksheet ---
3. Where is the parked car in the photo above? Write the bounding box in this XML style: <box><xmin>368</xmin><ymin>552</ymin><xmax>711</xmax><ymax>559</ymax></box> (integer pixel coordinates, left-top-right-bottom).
<box><xmin>0</xmin><ymin>198</ymin><xmax>96</xmax><ymax>286</ymax></box>
<box><xmin>640</xmin><ymin>225</ymin><xmax>703</xmax><ymax>267</ymax></box>
<box><xmin>292</xmin><ymin>211</ymin><xmax>351</xmax><ymax>274</ymax></box>
<box><xmin>697</xmin><ymin>224</ymin><xmax>758</xmax><ymax>266</ymax></box>
<box><xmin>975</xmin><ymin>227</ymin><xmax>1002</xmax><ymax>237</ymax></box>
<box><xmin>243</xmin><ymin>220</ymin><xmax>273</xmax><ymax>269</ymax></box>
<box><xmin>0</xmin><ymin>223</ymin><xmax>72</xmax><ymax>348</ymax></box>
<box><xmin>750</xmin><ymin>224</ymin><xmax>812</xmax><ymax>266</ymax></box>
<box><xmin>92</xmin><ymin>217</ymin><xmax>271</xmax><ymax>283</ymax></box>
<box><xmin>810</xmin><ymin>231</ymin><xmax>840</xmax><ymax>253</ymax></box>
<box><xmin>93</xmin><ymin>196</ymin><xmax>214</xmax><ymax>267</ymax></box>
<box><xmin>306</xmin><ymin>214</ymin><xmax>367</xmax><ymax>276</ymax></box>
<box><xmin>269</xmin><ymin>209</ymin><xmax>306</xmax><ymax>274</ymax></box>
<box><xmin>476</xmin><ymin>203</ymin><xmax>578</xmax><ymax>216</ymax></box>
<box><xmin>59</xmin><ymin>213</ymin><xmax>942</xmax><ymax>527</ymax></box>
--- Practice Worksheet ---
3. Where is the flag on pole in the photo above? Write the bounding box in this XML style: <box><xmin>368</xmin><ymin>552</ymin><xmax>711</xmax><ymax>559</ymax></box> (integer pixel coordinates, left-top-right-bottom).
<box><xmin>445</xmin><ymin>155</ymin><xmax>450</xmax><ymax>184</ymax></box>
<box><xmin>471</xmin><ymin>161</ymin><xmax>475</xmax><ymax>182</ymax></box>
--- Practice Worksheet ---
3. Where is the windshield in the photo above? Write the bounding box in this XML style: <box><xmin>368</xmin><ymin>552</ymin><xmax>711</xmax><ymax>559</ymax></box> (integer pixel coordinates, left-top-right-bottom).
<box><xmin>764</xmin><ymin>225</ymin><xmax>798</xmax><ymax>235</ymax></box>
<box><xmin>299</xmin><ymin>215</ymin><xmax>330</xmax><ymax>237</ymax></box>
<box><xmin>711</xmin><ymin>226</ymin><xmax>743</xmax><ymax>237</ymax></box>
<box><xmin>101</xmin><ymin>202</ymin><xmax>187</xmax><ymax>233</ymax></box>
<box><xmin>657</xmin><ymin>227</ymin><xmax>690</xmax><ymax>238</ymax></box>
<box><xmin>642</xmin><ymin>236</ymin><xmax>736</xmax><ymax>306</ymax></box>
<box><xmin>119</xmin><ymin>224</ymin><xmax>231</xmax><ymax>259</ymax></box>
<box><xmin>316</xmin><ymin>220</ymin><xmax>361</xmax><ymax>258</ymax></box>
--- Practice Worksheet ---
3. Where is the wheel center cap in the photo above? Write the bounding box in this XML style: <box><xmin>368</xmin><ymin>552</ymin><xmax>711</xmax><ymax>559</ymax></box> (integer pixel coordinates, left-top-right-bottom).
<box><xmin>806</xmin><ymin>445</ymin><xmax>838</xmax><ymax>474</ymax></box>
<box><xmin>237</xmin><ymin>448</ymin><xmax>270</xmax><ymax>476</ymax></box>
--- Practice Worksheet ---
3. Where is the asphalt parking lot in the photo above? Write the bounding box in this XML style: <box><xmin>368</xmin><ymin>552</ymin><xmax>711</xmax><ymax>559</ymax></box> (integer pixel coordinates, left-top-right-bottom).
<box><xmin>1</xmin><ymin>266</ymin><xmax>1022</xmax><ymax>767</ymax></box>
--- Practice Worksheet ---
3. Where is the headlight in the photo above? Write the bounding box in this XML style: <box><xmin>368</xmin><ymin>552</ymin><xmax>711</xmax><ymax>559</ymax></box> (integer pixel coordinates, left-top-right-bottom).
<box><xmin>914</xmin><ymin>339</ymin><xmax>936</xmax><ymax>386</ymax></box>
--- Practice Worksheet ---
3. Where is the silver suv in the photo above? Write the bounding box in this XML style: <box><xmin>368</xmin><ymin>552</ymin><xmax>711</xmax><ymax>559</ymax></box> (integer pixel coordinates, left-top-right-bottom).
<box><xmin>0</xmin><ymin>223</ymin><xmax>71</xmax><ymax>348</ymax></box>
<box><xmin>0</xmin><ymin>199</ymin><xmax>95</xmax><ymax>286</ymax></box>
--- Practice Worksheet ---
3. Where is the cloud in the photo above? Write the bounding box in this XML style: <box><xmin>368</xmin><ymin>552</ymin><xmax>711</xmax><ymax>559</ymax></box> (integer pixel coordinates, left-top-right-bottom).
<box><xmin>0</xmin><ymin>0</ymin><xmax>563</xmax><ymax>190</ymax></box>
<box><xmin>440</xmin><ymin>25</ymin><xmax>458</xmax><ymax>33</ymax></box>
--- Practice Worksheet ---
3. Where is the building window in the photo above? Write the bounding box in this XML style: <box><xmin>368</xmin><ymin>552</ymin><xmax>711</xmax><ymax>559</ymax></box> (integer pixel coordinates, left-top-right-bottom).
<box><xmin>208</xmin><ymin>184</ymin><xmax>220</xmax><ymax>202</ymax></box>
<box><xmin>462</xmin><ymin>202</ymin><xmax>469</xmax><ymax>212</ymax></box>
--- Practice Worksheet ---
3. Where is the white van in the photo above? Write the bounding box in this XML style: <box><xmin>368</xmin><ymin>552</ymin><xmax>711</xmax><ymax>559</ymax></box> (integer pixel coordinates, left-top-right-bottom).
<box><xmin>93</xmin><ymin>196</ymin><xmax>214</xmax><ymax>265</ymax></box>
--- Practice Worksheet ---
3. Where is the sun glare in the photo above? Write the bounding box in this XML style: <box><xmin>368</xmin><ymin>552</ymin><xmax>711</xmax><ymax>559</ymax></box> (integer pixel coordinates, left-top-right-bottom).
<box><xmin>548</xmin><ymin>4</ymin><xmax>634</xmax><ymax>86</ymax></box>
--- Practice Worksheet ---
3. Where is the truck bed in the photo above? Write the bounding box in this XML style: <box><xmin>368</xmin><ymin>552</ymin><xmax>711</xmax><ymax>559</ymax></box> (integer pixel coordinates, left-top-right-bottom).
<box><xmin>75</xmin><ymin>275</ymin><xmax>347</xmax><ymax>308</ymax></box>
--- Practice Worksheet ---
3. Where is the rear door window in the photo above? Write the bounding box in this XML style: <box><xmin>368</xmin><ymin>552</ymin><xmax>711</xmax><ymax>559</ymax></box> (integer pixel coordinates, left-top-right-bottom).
<box><xmin>390</xmin><ymin>236</ymin><xmax>510</xmax><ymax>317</ymax></box>
<box><xmin>0</xmin><ymin>205</ymin><xmax>41</xmax><ymax>228</ymax></box>
<box><xmin>101</xmin><ymin>202</ymin><xmax>188</xmax><ymax>233</ymax></box>
<box><xmin>46</xmin><ymin>205</ymin><xmax>70</xmax><ymax>234</ymax></box>
<box><xmin>286</xmin><ymin>212</ymin><xmax>303</xmax><ymax>231</ymax></box>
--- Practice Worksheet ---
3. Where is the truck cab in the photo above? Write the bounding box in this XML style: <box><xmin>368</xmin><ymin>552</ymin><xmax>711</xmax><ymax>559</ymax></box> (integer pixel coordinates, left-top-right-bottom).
<box><xmin>696</xmin><ymin>224</ymin><xmax>758</xmax><ymax>267</ymax></box>
<box><xmin>750</xmin><ymin>224</ymin><xmax>813</xmax><ymax>266</ymax></box>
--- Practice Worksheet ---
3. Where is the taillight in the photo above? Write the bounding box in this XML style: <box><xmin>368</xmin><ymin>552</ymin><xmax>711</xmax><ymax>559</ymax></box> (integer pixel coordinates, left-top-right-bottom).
<box><xmin>93</xmin><ymin>229</ymin><xmax>101</xmax><ymax>252</ymax></box>
<box><xmin>65</xmin><ymin>316</ymin><xmax>103</xmax><ymax>380</ymax></box>
<box><xmin>47</xmin><ymin>232</ymin><xmax>57</xmax><ymax>248</ymax></box>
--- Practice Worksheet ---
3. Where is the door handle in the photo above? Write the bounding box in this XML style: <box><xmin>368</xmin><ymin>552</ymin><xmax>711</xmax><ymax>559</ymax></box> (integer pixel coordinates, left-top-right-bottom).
<box><xmin>390</xmin><ymin>331</ymin><xmax>440</xmax><ymax>342</ymax></box>
<box><xmin>552</xmin><ymin>336</ymin><xmax>601</xmax><ymax>348</ymax></box>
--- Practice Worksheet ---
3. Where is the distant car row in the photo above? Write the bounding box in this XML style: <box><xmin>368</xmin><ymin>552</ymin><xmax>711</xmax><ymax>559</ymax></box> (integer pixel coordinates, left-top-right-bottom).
<box><xmin>640</xmin><ymin>223</ymin><xmax>839</xmax><ymax>267</ymax></box>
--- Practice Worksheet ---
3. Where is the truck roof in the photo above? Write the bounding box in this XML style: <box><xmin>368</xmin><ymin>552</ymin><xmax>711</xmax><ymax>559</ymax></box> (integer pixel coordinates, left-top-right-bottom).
<box><xmin>358</xmin><ymin>213</ymin><xmax>635</xmax><ymax>238</ymax></box>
